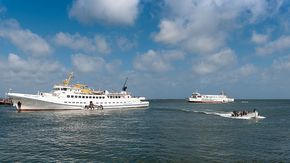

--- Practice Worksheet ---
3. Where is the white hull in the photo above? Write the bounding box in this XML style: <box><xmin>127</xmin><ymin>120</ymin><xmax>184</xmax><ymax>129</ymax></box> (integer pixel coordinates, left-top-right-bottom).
<box><xmin>188</xmin><ymin>97</ymin><xmax>234</xmax><ymax>103</ymax></box>
<box><xmin>230</xmin><ymin>112</ymin><xmax>259</xmax><ymax>119</ymax></box>
<box><xmin>8</xmin><ymin>93</ymin><xmax>149</xmax><ymax>111</ymax></box>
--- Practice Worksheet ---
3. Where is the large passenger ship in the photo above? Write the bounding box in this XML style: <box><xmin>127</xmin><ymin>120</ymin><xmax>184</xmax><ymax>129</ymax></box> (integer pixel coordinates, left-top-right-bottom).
<box><xmin>7</xmin><ymin>73</ymin><xmax>149</xmax><ymax>111</ymax></box>
<box><xmin>188</xmin><ymin>91</ymin><xmax>234</xmax><ymax>103</ymax></box>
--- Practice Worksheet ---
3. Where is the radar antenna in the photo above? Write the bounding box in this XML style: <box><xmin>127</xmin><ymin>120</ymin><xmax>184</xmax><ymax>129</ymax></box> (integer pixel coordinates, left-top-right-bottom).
<box><xmin>122</xmin><ymin>77</ymin><xmax>128</xmax><ymax>91</ymax></box>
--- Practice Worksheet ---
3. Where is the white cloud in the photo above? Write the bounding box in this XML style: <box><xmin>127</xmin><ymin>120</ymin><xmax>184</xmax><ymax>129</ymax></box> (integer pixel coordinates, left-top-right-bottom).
<box><xmin>192</xmin><ymin>49</ymin><xmax>236</xmax><ymax>75</ymax></box>
<box><xmin>69</xmin><ymin>0</ymin><xmax>139</xmax><ymax>25</ymax></box>
<box><xmin>133</xmin><ymin>50</ymin><xmax>184</xmax><ymax>72</ymax></box>
<box><xmin>272</xmin><ymin>55</ymin><xmax>290</xmax><ymax>70</ymax></box>
<box><xmin>0</xmin><ymin>19</ymin><xmax>52</xmax><ymax>56</ymax></box>
<box><xmin>106</xmin><ymin>60</ymin><xmax>122</xmax><ymax>73</ymax></box>
<box><xmin>54</xmin><ymin>32</ymin><xmax>110</xmax><ymax>54</ymax></box>
<box><xmin>71</xmin><ymin>53</ymin><xmax>122</xmax><ymax>74</ymax></box>
<box><xmin>154</xmin><ymin>0</ymin><xmax>273</xmax><ymax>54</ymax></box>
<box><xmin>116</xmin><ymin>36</ymin><xmax>137</xmax><ymax>51</ymax></box>
<box><xmin>0</xmin><ymin>53</ymin><xmax>64</xmax><ymax>84</ymax></box>
<box><xmin>71</xmin><ymin>54</ymin><xmax>106</xmax><ymax>73</ymax></box>
<box><xmin>251</xmin><ymin>31</ymin><xmax>269</xmax><ymax>44</ymax></box>
<box><xmin>95</xmin><ymin>35</ymin><xmax>111</xmax><ymax>54</ymax></box>
<box><xmin>153</xmin><ymin>19</ymin><xmax>186</xmax><ymax>44</ymax></box>
<box><xmin>256</xmin><ymin>35</ymin><xmax>290</xmax><ymax>55</ymax></box>
<box><xmin>238</xmin><ymin>64</ymin><xmax>257</xmax><ymax>77</ymax></box>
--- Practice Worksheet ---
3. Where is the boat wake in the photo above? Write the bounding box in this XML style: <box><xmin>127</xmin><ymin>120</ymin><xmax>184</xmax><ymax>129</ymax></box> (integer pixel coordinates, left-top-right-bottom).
<box><xmin>154</xmin><ymin>108</ymin><xmax>266</xmax><ymax>120</ymax></box>
<box><xmin>192</xmin><ymin>110</ymin><xmax>266</xmax><ymax>120</ymax></box>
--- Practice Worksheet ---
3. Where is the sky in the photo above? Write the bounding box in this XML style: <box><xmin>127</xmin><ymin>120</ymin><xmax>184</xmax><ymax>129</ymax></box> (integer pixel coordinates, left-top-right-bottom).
<box><xmin>0</xmin><ymin>0</ymin><xmax>290</xmax><ymax>99</ymax></box>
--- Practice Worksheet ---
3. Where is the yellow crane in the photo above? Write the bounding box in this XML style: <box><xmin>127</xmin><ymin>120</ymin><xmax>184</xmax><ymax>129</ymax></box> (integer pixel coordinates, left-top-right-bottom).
<box><xmin>63</xmin><ymin>72</ymin><xmax>73</xmax><ymax>86</ymax></box>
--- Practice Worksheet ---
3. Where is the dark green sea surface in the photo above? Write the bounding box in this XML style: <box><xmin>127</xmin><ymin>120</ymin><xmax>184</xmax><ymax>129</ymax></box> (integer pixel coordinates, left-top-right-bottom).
<box><xmin>0</xmin><ymin>99</ymin><xmax>289</xmax><ymax>162</ymax></box>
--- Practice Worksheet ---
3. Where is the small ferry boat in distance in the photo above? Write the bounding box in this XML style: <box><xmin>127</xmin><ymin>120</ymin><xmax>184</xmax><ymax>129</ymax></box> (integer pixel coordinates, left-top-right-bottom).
<box><xmin>7</xmin><ymin>72</ymin><xmax>149</xmax><ymax>111</ymax></box>
<box><xmin>188</xmin><ymin>91</ymin><xmax>234</xmax><ymax>103</ymax></box>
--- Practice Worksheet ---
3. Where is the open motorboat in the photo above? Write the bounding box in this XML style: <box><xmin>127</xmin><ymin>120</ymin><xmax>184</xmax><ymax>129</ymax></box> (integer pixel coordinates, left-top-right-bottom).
<box><xmin>231</xmin><ymin>109</ymin><xmax>259</xmax><ymax>119</ymax></box>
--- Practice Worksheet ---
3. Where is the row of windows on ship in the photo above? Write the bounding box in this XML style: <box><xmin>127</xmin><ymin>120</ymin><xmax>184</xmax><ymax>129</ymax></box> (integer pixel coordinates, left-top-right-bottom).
<box><xmin>194</xmin><ymin>95</ymin><xmax>221</xmax><ymax>98</ymax></box>
<box><xmin>64</xmin><ymin>101</ymin><xmax>128</xmax><ymax>104</ymax></box>
<box><xmin>67</xmin><ymin>95</ymin><xmax>126</xmax><ymax>99</ymax></box>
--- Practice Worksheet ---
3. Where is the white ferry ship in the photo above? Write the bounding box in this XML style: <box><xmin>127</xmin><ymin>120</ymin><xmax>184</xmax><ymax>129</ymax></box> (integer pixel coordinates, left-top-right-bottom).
<box><xmin>188</xmin><ymin>91</ymin><xmax>234</xmax><ymax>103</ymax></box>
<box><xmin>7</xmin><ymin>73</ymin><xmax>149</xmax><ymax>111</ymax></box>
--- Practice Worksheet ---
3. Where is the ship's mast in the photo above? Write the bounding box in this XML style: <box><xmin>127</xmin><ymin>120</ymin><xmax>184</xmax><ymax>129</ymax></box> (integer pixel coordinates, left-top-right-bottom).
<box><xmin>63</xmin><ymin>72</ymin><xmax>73</xmax><ymax>86</ymax></box>
<box><xmin>122</xmin><ymin>77</ymin><xmax>128</xmax><ymax>91</ymax></box>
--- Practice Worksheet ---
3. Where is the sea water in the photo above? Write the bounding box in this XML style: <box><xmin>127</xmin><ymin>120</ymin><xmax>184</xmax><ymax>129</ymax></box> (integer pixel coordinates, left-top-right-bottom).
<box><xmin>0</xmin><ymin>99</ymin><xmax>289</xmax><ymax>162</ymax></box>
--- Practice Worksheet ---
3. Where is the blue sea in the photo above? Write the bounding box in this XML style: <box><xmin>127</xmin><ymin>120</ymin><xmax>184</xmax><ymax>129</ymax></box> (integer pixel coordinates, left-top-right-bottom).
<box><xmin>0</xmin><ymin>99</ymin><xmax>289</xmax><ymax>162</ymax></box>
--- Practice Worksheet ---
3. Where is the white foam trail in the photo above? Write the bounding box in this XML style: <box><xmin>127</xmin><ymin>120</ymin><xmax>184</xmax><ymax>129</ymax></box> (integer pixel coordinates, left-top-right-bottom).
<box><xmin>192</xmin><ymin>110</ymin><xmax>266</xmax><ymax>120</ymax></box>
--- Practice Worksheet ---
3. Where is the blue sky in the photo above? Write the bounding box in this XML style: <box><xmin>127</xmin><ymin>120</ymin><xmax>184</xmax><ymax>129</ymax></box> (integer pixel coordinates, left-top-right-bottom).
<box><xmin>0</xmin><ymin>0</ymin><xmax>290</xmax><ymax>99</ymax></box>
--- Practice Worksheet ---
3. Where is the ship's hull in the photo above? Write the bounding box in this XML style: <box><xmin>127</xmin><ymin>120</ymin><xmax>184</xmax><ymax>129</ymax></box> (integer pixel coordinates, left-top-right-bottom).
<box><xmin>8</xmin><ymin>93</ymin><xmax>149</xmax><ymax>111</ymax></box>
<box><xmin>188</xmin><ymin>98</ymin><xmax>234</xmax><ymax>104</ymax></box>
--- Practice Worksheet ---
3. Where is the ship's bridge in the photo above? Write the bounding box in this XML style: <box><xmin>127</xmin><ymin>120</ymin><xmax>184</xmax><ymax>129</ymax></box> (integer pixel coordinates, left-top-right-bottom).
<box><xmin>191</xmin><ymin>92</ymin><xmax>201</xmax><ymax>98</ymax></box>
<box><xmin>52</xmin><ymin>85</ymin><xmax>72</xmax><ymax>92</ymax></box>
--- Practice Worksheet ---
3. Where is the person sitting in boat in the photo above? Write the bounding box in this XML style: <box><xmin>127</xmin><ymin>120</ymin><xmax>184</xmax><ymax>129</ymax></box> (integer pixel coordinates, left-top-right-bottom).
<box><xmin>89</xmin><ymin>101</ymin><xmax>94</xmax><ymax>109</ymax></box>
<box><xmin>242</xmin><ymin>110</ymin><xmax>247</xmax><ymax>116</ymax></box>
<box><xmin>253</xmin><ymin>109</ymin><xmax>258</xmax><ymax>117</ymax></box>
<box><xmin>232</xmin><ymin>111</ymin><xmax>238</xmax><ymax>117</ymax></box>
<box><xmin>17</xmin><ymin>101</ymin><xmax>21</xmax><ymax>110</ymax></box>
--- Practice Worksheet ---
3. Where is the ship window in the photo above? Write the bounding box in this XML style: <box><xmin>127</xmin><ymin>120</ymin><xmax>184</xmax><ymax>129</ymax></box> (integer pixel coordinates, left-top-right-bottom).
<box><xmin>86</xmin><ymin>96</ymin><xmax>88</xmax><ymax>98</ymax></box>
<box><xmin>89</xmin><ymin>96</ymin><xmax>92</xmax><ymax>99</ymax></box>
<box><xmin>82</xmin><ymin>96</ymin><xmax>85</xmax><ymax>98</ymax></box>
<box><xmin>71</xmin><ymin>96</ymin><xmax>73</xmax><ymax>98</ymax></box>
<box><xmin>67</xmin><ymin>95</ymin><xmax>70</xmax><ymax>98</ymax></box>
<box><xmin>75</xmin><ymin>96</ymin><xmax>77</xmax><ymax>98</ymax></box>
<box><xmin>76</xmin><ymin>102</ymin><xmax>79</xmax><ymax>104</ymax></box>
<box><xmin>79</xmin><ymin>96</ymin><xmax>81</xmax><ymax>98</ymax></box>
<box><xmin>69</xmin><ymin>102</ymin><xmax>71</xmax><ymax>103</ymax></box>
<box><xmin>93</xmin><ymin>96</ymin><xmax>95</xmax><ymax>99</ymax></box>
<box><xmin>109</xmin><ymin>102</ymin><xmax>111</xmax><ymax>104</ymax></box>
<box><xmin>72</xmin><ymin>102</ymin><xmax>75</xmax><ymax>103</ymax></box>
<box><xmin>64</xmin><ymin>101</ymin><xmax>67</xmax><ymax>103</ymax></box>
